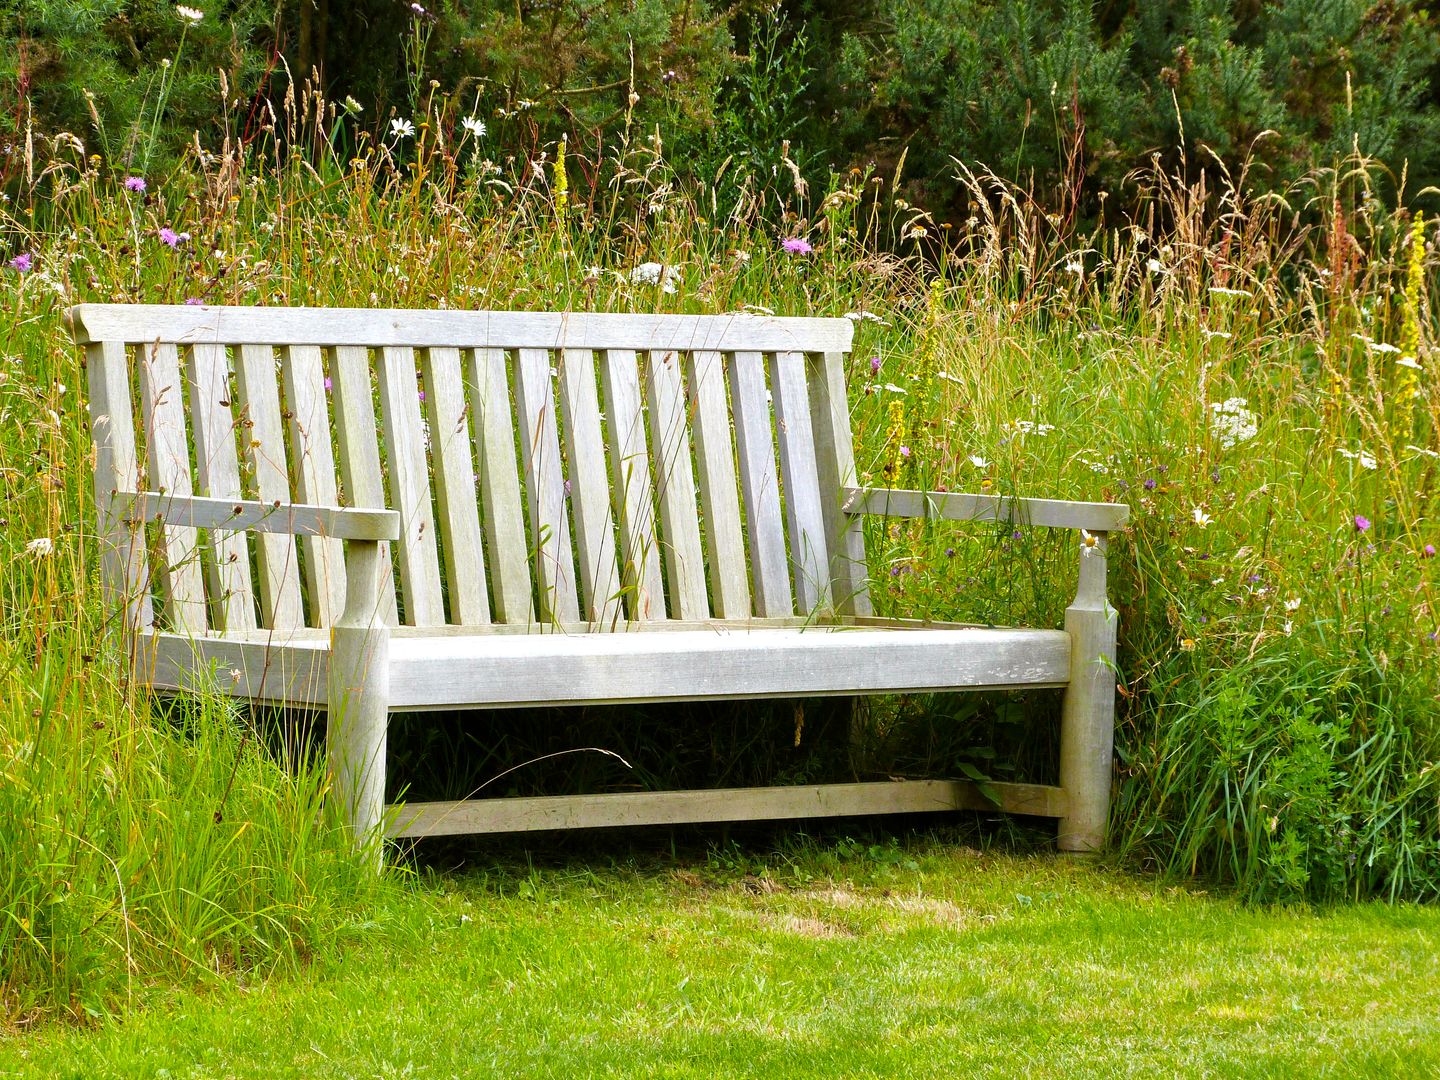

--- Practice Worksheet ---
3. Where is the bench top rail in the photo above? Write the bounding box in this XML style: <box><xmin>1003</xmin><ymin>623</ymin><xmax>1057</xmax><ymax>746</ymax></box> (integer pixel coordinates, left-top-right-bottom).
<box><xmin>78</xmin><ymin>304</ymin><xmax>861</xmax><ymax>635</ymax></box>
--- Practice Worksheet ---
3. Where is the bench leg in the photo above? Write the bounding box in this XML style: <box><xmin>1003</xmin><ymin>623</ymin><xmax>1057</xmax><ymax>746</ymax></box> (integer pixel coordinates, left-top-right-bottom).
<box><xmin>1058</xmin><ymin>542</ymin><xmax>1119</xmax><ymax>852</ymax></box>
<box><xmin>326</xmin><ymin>540</ymin><xmax>390</xmax><ymax>868</ymax></box>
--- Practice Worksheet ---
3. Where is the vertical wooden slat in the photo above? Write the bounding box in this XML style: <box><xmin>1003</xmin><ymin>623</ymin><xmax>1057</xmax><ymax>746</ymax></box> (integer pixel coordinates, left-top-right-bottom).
<box><xmin>557</xmin><ymin>349</ymin><xmax>623</xmax><ymax>625</ymax></box>
<box><xmin>728</xmin><ymin>350</ymin><xmax>793</xmax><ymax>617</ymax></box>
<box><xmin>376</xmin><ymin>345</ymin><xmax>446</xmax><ymax>626</ymax></box>
<box><xmin>599</xmin><ymin>349</ymin><xmax>665</xmax><ymax>621</ymax></box>
<box><xmin>421</xmin><ymin>346</ymin><xmax>490</xmax><ymax>624</ymax></box>
<box><xmin>686</xmin><ymin>350</ymin><xmax>749</xmax><ymax>619</ymax></box>
<box><xmin>646</xmin><ymin>349</ymin><xmax>709</xmax><ymax>620</ymax></box>
<box><xmin>233</xmin><ymin>344</ymin><xmax>304</xmax><ymax>631</ymax></box>
<box><xmin>465</xmin><ymin>348</ymin><xmax>533</xmax><ymax>624</ymax></box>
<box><xmin>807</xmin><ymin>351</ymin><xmax>872</xmax><ymax>616</ymax></box>
<box><xmin>513</xmin><ymin>348</ymin><xmax>579</xmax><ymax>623</ymax></box>
<box><xmin>770</xmin><ymin>351</ymin><xmax>831</xmax><ymax>615</ymax></box>
<box><xmin>187</xmin><ymin>343</ymin><xmax>256</xmax><ymax>630</ymax></box>
<box><xmin>330</xmin><ymin>345</ymin><xmax>399</xmax><ymax>626</ymax></box>
<box><xmin>281</xmin><ymin>345</ymin><xmax>346</xmax><ymax>627</ymax></box>
<box><xmin>138</xmin><ymin>342</ymin><xmax>207</xmax><ymax>632</ymax></box>
<box><xmin>86</xmin><ymin>341</ymin><xmax>152</xmax><ymax>633</ymax></box>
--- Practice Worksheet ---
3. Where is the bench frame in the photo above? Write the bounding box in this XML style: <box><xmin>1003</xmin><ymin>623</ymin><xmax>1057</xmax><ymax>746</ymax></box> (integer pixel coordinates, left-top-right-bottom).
<box><xmin>74</xmin><ymin>304</ymin><xmax>1126</xmax><ymax>860</ymax></box>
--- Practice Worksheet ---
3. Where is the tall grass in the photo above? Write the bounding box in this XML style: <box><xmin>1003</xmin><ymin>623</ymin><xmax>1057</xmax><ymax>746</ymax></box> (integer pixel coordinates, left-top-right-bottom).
<box><xmin>1</xmin><ymin>79</ymin><xmax>1438</xmax><ymax>1020</ymax></box>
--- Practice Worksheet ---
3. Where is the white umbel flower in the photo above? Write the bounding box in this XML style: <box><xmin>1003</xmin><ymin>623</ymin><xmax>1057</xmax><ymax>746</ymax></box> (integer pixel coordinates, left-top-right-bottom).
<box><xmin>175</xmin><ymin>5</ymin><xmax>204</xmax><ymax>22</ymax></box>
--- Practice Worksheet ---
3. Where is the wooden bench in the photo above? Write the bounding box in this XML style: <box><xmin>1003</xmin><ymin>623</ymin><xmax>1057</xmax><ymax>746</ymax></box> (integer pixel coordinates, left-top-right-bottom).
<box><xmin>71</xmin><ymin>304</ymin><xmax>1127</xmax><ymax>855</ymax></box>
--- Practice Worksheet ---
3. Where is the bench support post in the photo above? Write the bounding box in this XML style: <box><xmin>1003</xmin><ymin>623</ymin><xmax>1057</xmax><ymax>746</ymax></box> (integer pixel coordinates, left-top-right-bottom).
<box><xmin>327</xmin><ymin>539</ymin><xmax>390</xmax><ymax>866</ymax></box>
<box><xmin>1058</xmin><ymin>534</ymin><xmax>1118</xmax><ymax>852</ymax></box>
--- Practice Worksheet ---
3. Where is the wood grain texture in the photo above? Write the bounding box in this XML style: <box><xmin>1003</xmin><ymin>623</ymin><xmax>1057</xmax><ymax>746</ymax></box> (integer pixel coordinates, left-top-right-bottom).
<box><xmin>599</xmin><ymin>349</ymin><xmax>665</xmax><ymax>621</ymax></box>
<box><xmin>844</xmin><ymin>487</ymin><xmax>1130</xmax><ymax>532</ymax></box>
<box><xmin>421</xmin><ymin>346</ymin><xmax>490</xmax><ymax>624</ymax></box>
<box><xmin>514</xmin><ymin>349</ymin><xmax>579</xmax><ymax>622</ymax></box>
<box><xmin>137</xmin><ymin>630</ymin><xmax>328</xmax><ymax>705</ymax></box>
<box><xmin>770</xmin><ymin>351</ymin><xmax>830</xmax><ymax>616</ymax></box>
<box><xmin>465</xmin><ymin>348</ymin><xmax>533</xmax><ymax>623</ymax></box>
<box><xmin>234</xmin><ymin>343</ymin><xmax>304</xmax><ymax>630</ymax></box>
<box><xmin>646</xmin><ymin>350</ymin><xmax>709</xmax><ymax>620</ymax></box>
<box><xmin>282</xmin><ymin>345</ymin><xmax>346</xmax><ymax>626</ymax></box>
<box><xmin>330</xmin><ymin>345</ymin><xmax>400</xmax><ymax>626</ymax></box>
<box><xmin>138</xmin><ymin>341</ymin><xmax>207</xmax><ymax>632</ymax></box>
<box><xmin>728</xmin><ymin>351</ymin><xmax>792</xmax><ymax>616</ymax></box>
<box><xmin>114</xmin><ymin>491</ymin><xmax>399</xmax><ymax>539</ymax></box>
<box><xmin>557</xmin><ymin>349</ymin><xmax>623</xmax><ymax>624</ymax></box>
<box><xmin>376</xmin><ymin>345</ymin><xmax>445</xmax><ymax>625</ymax></box>
<box><xmin>385</xmin><ymin>626</ymin><xmax>1070</xmax><ymax>709</ymax></box>
<box><xmin>389</xmin><ymin>779</ymin><xmax>1068</xmax><ymax>837</ymax></box>
<box><xmin>187</xmin><ymin>343</ymin><xmax>256</xmax><ymax>630</ymax></box>
<box><xmin>86</xmin><ymin>341</ymin><xmax>153</xmax><ymax>632</ymax></box>
<box><xmin>70</xmin><ymin>304</ymin><xmax>853</xmax><ymax>354</ymax></box>
<box><xmin>687</xmin><ymin>350</ymin><xmax>749</xmax><ymax>619</ymax></box>
<box><xmin>807</xmin><ymin>352</ymin><xmax>872</xmax><ymax>617</ymax></box>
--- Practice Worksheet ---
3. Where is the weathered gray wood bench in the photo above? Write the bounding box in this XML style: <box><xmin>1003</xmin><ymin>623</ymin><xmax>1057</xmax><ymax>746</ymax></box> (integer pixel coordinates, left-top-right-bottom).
<box><xmin>72</xmin><ymin>304</ymin><xmax>1127</xmax><ymax>854</ymax></box>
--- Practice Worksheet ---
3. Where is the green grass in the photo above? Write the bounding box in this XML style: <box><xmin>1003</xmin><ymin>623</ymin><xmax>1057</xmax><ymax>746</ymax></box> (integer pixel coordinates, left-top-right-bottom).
<box><xmin>5</xmin><ymin>838</ymin><xmax>1438</xmax><ymax>1078</ymax></box>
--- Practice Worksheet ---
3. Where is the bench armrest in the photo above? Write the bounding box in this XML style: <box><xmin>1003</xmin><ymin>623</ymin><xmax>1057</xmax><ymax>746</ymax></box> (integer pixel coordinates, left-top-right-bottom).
<box><xmin>113</xmin><ymin>491</ymin><xmax>401</xmax><ymax>542</ymax></box>
<box><xmin>841</xmin><ymin>486</ymin><xmax>1128</xmax><ymax>533</ymax></box>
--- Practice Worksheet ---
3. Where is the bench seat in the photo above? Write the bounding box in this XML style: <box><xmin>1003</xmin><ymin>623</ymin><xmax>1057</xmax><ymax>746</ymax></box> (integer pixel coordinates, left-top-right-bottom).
<box><xmin>139</xmin><ymin>623</ymin><xmax>1071</xmax><ymax>709</ymax></box>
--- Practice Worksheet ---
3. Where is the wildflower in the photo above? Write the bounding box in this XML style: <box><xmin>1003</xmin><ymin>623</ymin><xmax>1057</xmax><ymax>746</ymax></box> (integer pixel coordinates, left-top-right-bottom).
<box><xmin>157</xmin><ymin>227</ymin><xmax>190</xmax><ymax>247</ymax></box>
<box><xmin>898</xmin><ymin>445</ymin><xmax>911</xmax><ymax>459</ymax></box>
<box><xmin>323</xmin><ymin>376</ymin><xmax>333</xmax><ymax>392</ymax></box>
<box><xmin>124</xmin><ymin>176</ymin><xmax>146</xmax><ymax>192</ymax></box>
<box><xmin>390</xmin><ymin>118</ymin><xmax>416</xmax><ymax>139</ymax></box>
<box><xmin>781</xmin><ymin>238</ymin><xmax>813</xmax><ymax>255</ymax></box>
<box><xmin>1284</xmin><ymin>596</ymin><xmax>1302</xmax><ymax>612</ymax></box>
<box><xmin>870</xmin><ymin>356</ymin><xmax>882</xmax><ymax>375</ymax></box>
<box><xmin>1192</xmin><ymin>506</ymin><xmax>1212</xmax><ymax>528</ymax></box>
<box><xmin>630</xmin><ymin>262</ymin><xmax>679</xmax><ymax>294</ymax></box>
<box><xmin>461</xmin><ymin>116</ymin><xmax>486</xmax><ymax>139</ymax></box>
<box><xmin>1336</xmin><ymin>446</ymin><xmax>1378</xmax><ymax>471</ymax></box>
<box><xmin>1146</xmin><ymin>258</ymin><xmax>1164</xmax><ymax>274</ymax></box>
<box><xmin>968</xmin><ymin>455</ymin><xmax>989</xmax><ymax>468</ymax></box>
<box><xmin>1208</xmin><ymin>286</ymin><xmax>1252</xmax><ymax>298</ymax></box>
<box><xmin>1208</xmin><ymin>398</ymin><xmax>1258</xmax><ymax>449</ymax></box>
<box><xmin>552</xmin><ymin>136</ymin><xmax>569</xmax><ymax>225</ymax></box>
<box><xmin>1064</xmin><ymin>258</ymin><xmax>1084</xmax><ymax>276</ymax></box>
<box><xmin>175</xmin><ymin>4</ymin><xmax>203</xmax><ymax>21</ymax></box>
<box><xmin>906</xmin><ymin>224</ymin><xmax>929</xmax><ymax>240</ymax></box>
<box><xmin>1179</xmin><ymin>637</ymin><xmax>1196</xmax><ymax>652</ymax></box>
<box><xmin>184</xmin><ymin>297</ymin><xmax>203</xmax><ymax>306</ymax></box>
<box><xmin>25</xmin><ymin>537</ymin><xmax>53</xmax><ymax>558</ymax></box>
<box><xmin>1201</xmin><ymin>328</ymin><xmax>1232</xmax><ymax>341</ymax></box>
<box><xmin>8</xmin><ymin>252</ymin><xmax>32</xmax><ymax>273</ymax></box>
<box><xmin>410</xmin><ymin>2</ymin><xmax>426</xmax><ymax>12</ymax></box>
<box><xmin>1354</xmin><ymin>514</ymin><xmax>1372</xmax><ymax>533</ymax></box>
<box><xmin>1424</xmin><ymin>545</ymin><xmax>1436</xmax><ymax>558</ymax></box>
<box><xmin>1079</xmin><ymin>529</ymin><xmax>1100</xmax><ymax>556</ymax></box>
<box><xmin>880</xmin><ymin>400</ymin><xmax>907</xmax><ymax>485</ymax></box>
<box><xmin>1143</xmin><ymin>477</ymin><xmax>1157</xmax><ymax>491</ymax></box>
<box><xmin>879</xmin><ymin>383</ymin><xmax>907</xmax><ymax>395</ymax></box>
<box><xmin>845</xmin><ymin>311</ymin><xmax>889</xmax><ymax>325</ymax></box>
<box><xmin>343</xmin><ymin>96</ymin><xmax>363</xmax><ymax>114</ymax></box>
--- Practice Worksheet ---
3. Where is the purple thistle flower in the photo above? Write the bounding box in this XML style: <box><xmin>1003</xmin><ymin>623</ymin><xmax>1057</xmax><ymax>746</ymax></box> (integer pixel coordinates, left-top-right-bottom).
<box><xmin>870</xmin><ymin>355</ymin><xmax>882</xmax><ymax>375</ymax></box>
<box><xmin>323</xmin><ymin>376</ymin><xmax>333</xmax><ymax>392</ymax></box>
<box><xmin>1143</xmin><ymin>477</ymin><xmax>1157</xmax><ymax>491</ymax></box>
<box><xmin>781</xmin><ymin>237</ymin><xmax>813</xmax><ymax>255</ymax></box>
<box><xmin>1422</xmin><ymin>544</ymin><xmax>1436</xmax><ymax>558</ymax></box>
<box><xmin>184</xmin><ymin>297</ymin><xmax>204</xmax><ymax>306</ymax></box>
<box><xmin>124</xmin><ymin>176</ymin><xmax>147</xmax><ymax>192</ymax></box>
<box><xmin>898</xmin><ymin>445</ymin><xmax>911</xmax><ymax>458</ymax></box>
<box><xmin>159</xmin><ymin>227</ymin><xmax>180</xmax><ymax>247</ymax></box>
<box><xmin>8</xmin><ymin>252</ymin><xmax>32</xmax><ymax>273</ymax></box>
<box><xmin>944</xmin><ymin>547</ymin><xmax>956</xmax><ymax>557</ymax></box>
<box><xmin>1354</xmin><ymin>514</ymin><xmax>1372</xmax><ymax>533</ymax></box>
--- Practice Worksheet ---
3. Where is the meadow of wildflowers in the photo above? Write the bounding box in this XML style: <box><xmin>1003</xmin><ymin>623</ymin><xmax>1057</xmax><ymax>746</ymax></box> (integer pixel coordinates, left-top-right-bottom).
<box><xmin>0</xmin><ymin>79</ymin><xmax>1437</xmax><ymax>1021</ymax></box>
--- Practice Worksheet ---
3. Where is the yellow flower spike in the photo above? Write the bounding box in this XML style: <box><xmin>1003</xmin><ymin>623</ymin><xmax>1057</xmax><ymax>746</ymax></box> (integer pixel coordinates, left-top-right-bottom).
<box><xmin>553</xmin><ymin>135</ymin><xmax>569</xmax><ymax>230</ymax></box>
<box><xmin>1394</xmin><ymin>210</ymin><xmax>1426</xmax><ymax>439</ymax></box>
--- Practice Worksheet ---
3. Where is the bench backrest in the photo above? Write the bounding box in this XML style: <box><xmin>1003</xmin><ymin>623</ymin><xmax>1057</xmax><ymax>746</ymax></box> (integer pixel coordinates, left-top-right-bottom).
<box><xmin>72</xmin><ymin>305</ymin><xmax>868</xmax><ymax>634</ymax></box>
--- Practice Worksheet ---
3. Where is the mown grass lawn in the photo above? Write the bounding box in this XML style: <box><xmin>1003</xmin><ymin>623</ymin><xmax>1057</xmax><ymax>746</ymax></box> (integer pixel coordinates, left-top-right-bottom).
<box><xmin>5</xmin><ymin>838</ymin><xmax>1437</xmax><ymax>1078</ymax></box>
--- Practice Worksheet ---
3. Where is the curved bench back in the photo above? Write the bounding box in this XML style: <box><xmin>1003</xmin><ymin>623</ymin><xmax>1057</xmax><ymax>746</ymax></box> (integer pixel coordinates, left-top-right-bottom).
<box><xmin>72</xmin><ymin>305</ymin><xmax>869</xmax><ymax>634</ymax></box>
